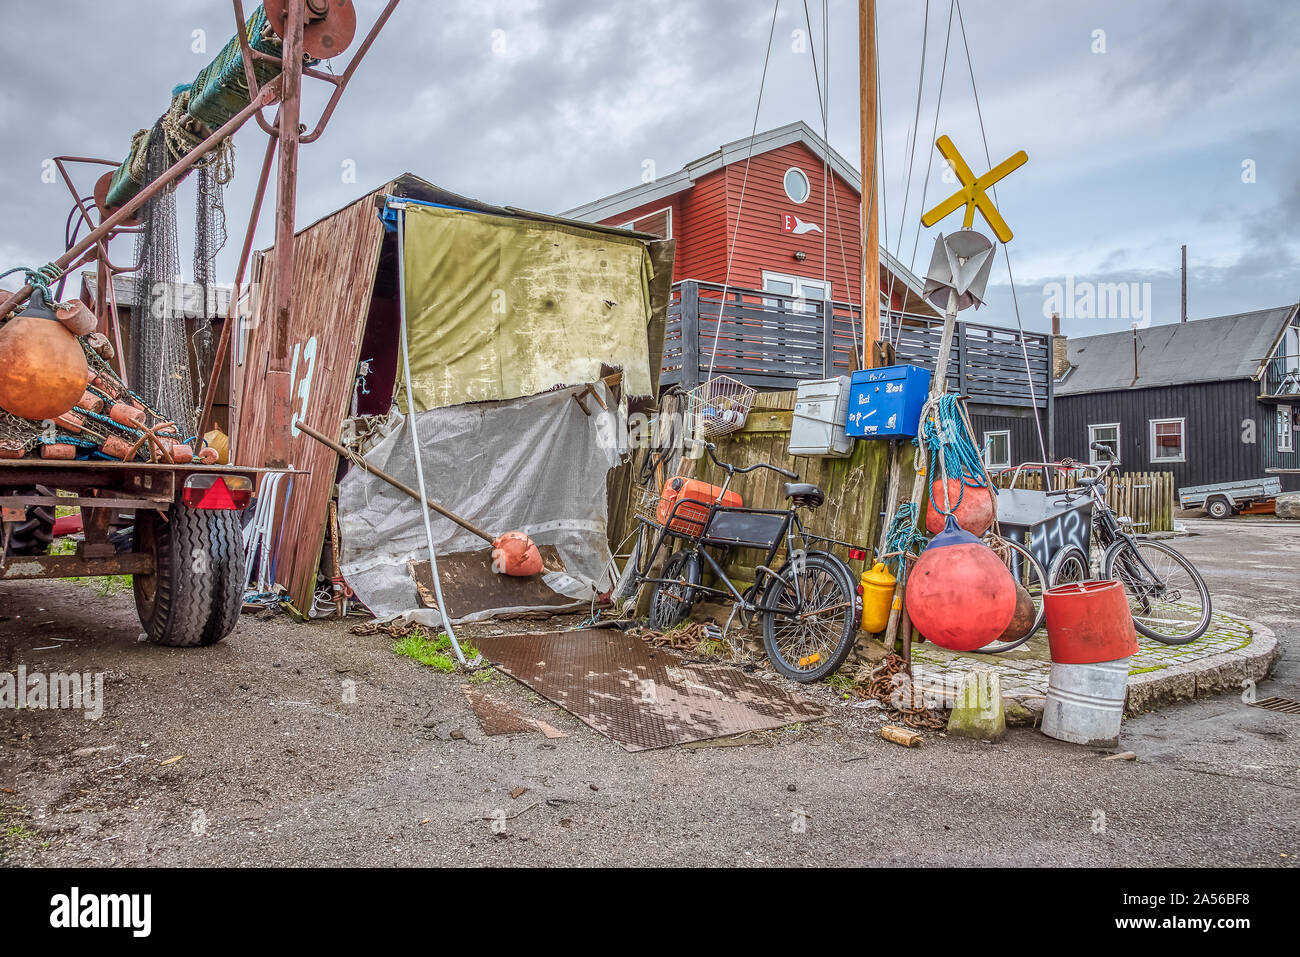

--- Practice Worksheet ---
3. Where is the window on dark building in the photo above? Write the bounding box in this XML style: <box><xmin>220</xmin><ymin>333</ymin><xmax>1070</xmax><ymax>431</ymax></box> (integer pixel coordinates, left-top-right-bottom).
<box><xmin>1088</xmin><ymin>423</ymin><xmax>1120</xmax><ymax>463</ymax></box>
<box><xmin>1149</xmin><ymin>418</ymin><xmax>1186</xmax><ymax>463</ymax></box>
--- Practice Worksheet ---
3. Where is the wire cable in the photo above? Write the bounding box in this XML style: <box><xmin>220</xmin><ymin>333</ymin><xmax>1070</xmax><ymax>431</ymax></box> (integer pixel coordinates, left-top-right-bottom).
<box><xmin>705</xmin><ymin>0</ymin><xmax>781</xmax><ymax>380</ymax></box>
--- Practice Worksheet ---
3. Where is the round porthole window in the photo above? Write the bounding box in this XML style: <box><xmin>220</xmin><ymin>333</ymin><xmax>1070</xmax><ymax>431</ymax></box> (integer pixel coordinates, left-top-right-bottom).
<box><xmin>783</xmin><ymin>167</ymin><xmax>810</xmax><ymax>204</ymax></box>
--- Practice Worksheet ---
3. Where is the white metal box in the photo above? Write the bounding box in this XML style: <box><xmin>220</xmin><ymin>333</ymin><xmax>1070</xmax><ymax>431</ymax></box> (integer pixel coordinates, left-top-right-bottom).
<box><xmin>789</xmin><ymin>376</ymin><xmax>854</xmax><ymax>457</ymax></box>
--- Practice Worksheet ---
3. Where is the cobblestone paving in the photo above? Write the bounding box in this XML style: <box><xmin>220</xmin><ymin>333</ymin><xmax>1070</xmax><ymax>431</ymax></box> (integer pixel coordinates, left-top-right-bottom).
<box><xmin>906</xmin><ymin>611</ymin><xmax>1270</xmax><ymax>719</ymax></box>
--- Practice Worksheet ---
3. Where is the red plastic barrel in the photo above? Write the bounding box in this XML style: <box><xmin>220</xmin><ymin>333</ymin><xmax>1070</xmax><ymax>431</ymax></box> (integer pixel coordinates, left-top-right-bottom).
<box><xmin>1043</xmin><ymin>580</ymin><xmax>1137</xmax><ymax>664</ymax></box>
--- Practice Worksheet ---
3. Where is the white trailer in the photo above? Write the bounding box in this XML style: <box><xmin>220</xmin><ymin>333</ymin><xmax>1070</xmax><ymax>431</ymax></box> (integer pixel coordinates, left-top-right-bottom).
<box><xmin>1178</xmin><ymin>477</ymin><xmax>1283</xmax><ymax>519</ymax></box>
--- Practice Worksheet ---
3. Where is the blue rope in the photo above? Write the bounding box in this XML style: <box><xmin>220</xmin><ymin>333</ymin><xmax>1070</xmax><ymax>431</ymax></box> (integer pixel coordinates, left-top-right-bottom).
<box><xmin>882</xmin><ymin>501</ymin><xmax>924</xmax><ymax>580</ymax></box>
<box><xmin>921</xmin><ymin>393</ymin><xmax>988</xmax><ymax>518</ymax></box>
<box><xmin>0</xmin><ymin>264</ymin><xmax>66</xmax><ymax>300</ymax></box>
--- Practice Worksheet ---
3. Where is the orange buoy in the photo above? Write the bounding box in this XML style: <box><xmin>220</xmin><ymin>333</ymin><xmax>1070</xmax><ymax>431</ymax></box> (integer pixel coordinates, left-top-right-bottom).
<box><xmin>996</xmin><ymin>581</ymin><xmax>1038</xmax><ymax>644</ymax></box>
<box><xmin>0</xmin><ymin>289</ymin><xmax>90</xmax><ymax>421</ymax></box>
<box><xmin>905</xmin><ymin>516</ymin><xmax>1017</xmax><ymax>651</ymax></box>
<box><xmin>925</xmin><ymin>478</ymin><xmax>994</xmax><ymax>537</ymax></box>
<box><xmin>491</xmin><ymin>531</ymin><xmax>544</xmax><ymax>577</ymax></box>
<box><xmin>55</xmin><ymin>300</ymin><xmax>97</xmax><ymax>336</ymax></box>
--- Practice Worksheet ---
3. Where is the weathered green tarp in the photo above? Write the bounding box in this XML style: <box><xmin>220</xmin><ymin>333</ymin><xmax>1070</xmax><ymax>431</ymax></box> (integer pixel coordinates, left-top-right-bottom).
<box><xmin>399</xmin><ymin>203</ymin><xmax>656</xmax><ymax>412</ymax></box>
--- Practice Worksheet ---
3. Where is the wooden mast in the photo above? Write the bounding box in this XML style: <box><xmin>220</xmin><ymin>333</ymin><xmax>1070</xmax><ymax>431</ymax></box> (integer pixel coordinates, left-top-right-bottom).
<box><xmin>859</xmin><ymin>0</ymin><xmax>879</xmax><ymax>368</ymax></box>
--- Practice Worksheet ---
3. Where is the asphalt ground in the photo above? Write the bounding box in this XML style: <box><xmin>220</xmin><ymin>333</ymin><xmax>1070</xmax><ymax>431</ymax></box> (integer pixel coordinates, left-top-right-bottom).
<box><xmin>0</xmin><ymin>518</ymin><xmax>1295</xmax><ymax>867</ymax></box>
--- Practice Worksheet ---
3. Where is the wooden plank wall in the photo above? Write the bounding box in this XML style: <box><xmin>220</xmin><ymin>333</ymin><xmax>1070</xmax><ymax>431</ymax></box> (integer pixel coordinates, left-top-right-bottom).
<box><xmin>233</xmin><ymin>191</ymin><xmax>388</xmax><ymax>612</ymax></box>
<box><xmin>991</xmin><ymin>470</ymin><xmax>1175</xmax><ymax>532</ymax></box>
<box><xmin>609</xmin><ymin>390</ymin><xmax>898</xmax><ymax>581</ymax></box>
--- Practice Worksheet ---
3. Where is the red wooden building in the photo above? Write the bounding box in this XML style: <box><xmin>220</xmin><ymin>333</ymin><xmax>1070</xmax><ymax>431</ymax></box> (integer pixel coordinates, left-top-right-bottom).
<box><xmin>562</xmin><ymin>121</ymin><xmax>934</xmax><ymax>318</ymax></box>
<box><xmin>563</xmin><ymin>121</ymin><xmax>1056</xmax><ymax>461</ymax></box>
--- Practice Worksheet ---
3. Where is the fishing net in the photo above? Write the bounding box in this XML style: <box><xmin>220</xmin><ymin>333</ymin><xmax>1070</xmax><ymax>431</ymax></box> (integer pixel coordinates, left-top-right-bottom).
<box><xmin>130</xmin><ymin>124</ymin><xmax>195</xmax><ymax>437</ymax></box>
<box><xmin>191</xmin><ymin>148</ymin><xmax>232</xmax><ymax>424</ymax></box>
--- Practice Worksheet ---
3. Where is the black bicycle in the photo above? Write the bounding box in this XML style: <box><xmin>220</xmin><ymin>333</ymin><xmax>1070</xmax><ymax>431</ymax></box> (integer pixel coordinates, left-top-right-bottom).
<box><xmin>625</xmin><ymin>443</ymin><xmax>859</xmax><ymax>682</ymax></box>
<box><xmin>1046</xmin><ymin>443</ymin><xmax>1212</xmax><ymax>644</ymax></box>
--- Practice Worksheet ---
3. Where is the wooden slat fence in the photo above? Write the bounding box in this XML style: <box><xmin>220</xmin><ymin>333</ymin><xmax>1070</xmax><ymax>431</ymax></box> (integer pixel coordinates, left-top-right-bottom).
<box><xmin>990</xmin><ymin>469</ymin><xmax>1175</xmax><ymax>533</ymax></box>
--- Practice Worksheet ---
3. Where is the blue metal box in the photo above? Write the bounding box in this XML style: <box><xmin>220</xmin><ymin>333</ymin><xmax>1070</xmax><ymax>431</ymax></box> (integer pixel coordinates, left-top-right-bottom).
<box><xmin>845</xmin><ymin>364</ymin><xmax>932</xmax><ymax>439</ymax></box>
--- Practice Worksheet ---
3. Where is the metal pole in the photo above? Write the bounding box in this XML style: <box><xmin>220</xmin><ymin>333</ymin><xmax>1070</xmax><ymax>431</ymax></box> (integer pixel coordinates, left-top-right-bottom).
<box><xmin>395</xmin><ymin>208</ymin><xmax>466</xmax><ymax>664</ymax></box>
<box><xmin>1180</xmin><ymin>244</ymin><xmax>1187</xmax><ymax>323</ymax></box>
<box><xmin>0</xmin><ymin>83</ymin><xmax>279</xmax><ymax>319</ymax></box>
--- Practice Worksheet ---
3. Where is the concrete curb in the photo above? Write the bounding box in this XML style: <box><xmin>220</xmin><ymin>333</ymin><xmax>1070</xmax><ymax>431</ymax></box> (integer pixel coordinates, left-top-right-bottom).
<box><xmin>1124</xmin><ymin>617</ymin><xmax>1279</xmax><ymax>716</ymax></box>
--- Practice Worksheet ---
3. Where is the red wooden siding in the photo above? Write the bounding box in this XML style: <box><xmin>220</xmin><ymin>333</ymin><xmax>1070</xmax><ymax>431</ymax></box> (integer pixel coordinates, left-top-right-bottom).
<box><xmin>600</xmin><ymin>141</ymin><xmax>864</xmax><ymax>305</ymax></box>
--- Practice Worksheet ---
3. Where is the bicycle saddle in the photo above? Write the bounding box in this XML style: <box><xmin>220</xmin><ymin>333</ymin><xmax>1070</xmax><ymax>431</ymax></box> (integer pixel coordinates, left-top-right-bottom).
<box><xmin>1075</xmin><ymin>477</ymin><xmax>1101</xmax><ymax>487</ymax></box>
<box><xmin>784</xmin><ymin>482</ymin><xmax>825</xmax><ymax>509</ymax></box>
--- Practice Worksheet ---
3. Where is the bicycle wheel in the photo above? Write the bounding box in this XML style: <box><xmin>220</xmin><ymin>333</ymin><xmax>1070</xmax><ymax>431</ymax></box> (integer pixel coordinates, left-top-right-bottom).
<box><xmin>974</xmin><ymin>534</ymin><xmax>1047</xmax><ymax>653</ymax></box>
<box><xmin>1102</xmin><ymin>538</ymin><xmax>1211</xmax><ymax>644</ymax></box>
<box><xmin>1048</xmin><ymin>545</ymin><xmax>1090</xmax><ymax>587</ymax></box>
<box><xmin>612</xmin><ymin>520</ymin><xmax>656</xmax><ymax>602</ymax></box>
<box><xmin>649</xmin><ymin>548</ymin><xmax>701</xmax><ymax>630</ymax></box>
<box><xmin>760</xmin><ymin>552</ymin><xmax>857</xmax><ymax>682</ymax></box>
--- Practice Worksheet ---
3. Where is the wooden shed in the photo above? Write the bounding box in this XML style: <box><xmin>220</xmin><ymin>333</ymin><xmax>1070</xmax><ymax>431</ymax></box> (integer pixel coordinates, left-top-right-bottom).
<box><xmin>231</xmin><ymin>174</ymin><xmax>675</xmax><ymax>614</ymax></box>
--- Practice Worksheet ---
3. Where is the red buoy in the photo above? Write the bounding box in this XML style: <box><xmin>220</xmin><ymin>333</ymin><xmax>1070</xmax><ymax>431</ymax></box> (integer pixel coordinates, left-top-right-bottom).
<box><xmin>492</xmin><ymin>531</ymin><xmax>544</xmax><ymax>577</ymax></box>
<box><xmin>906</xmin><ymin>516</ymin><xmax>1017</xmax><ymax>651</ymax></box>
<box><xmin>1043</xmin><ymin>581</ymin><xmax>1137</xmax><ymax>664</ymax></box>
<box><xmin>925</xmin><ymin>478</ymin><xmax>994</xmax><ymax>536</ymax></box>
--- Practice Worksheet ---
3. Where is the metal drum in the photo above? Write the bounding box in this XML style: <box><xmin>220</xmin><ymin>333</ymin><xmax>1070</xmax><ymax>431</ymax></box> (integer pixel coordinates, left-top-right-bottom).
<box><xmin>1041</xmin><ymin>658</ymin><xmax>1130</xmax><ymax>747</ymax></box>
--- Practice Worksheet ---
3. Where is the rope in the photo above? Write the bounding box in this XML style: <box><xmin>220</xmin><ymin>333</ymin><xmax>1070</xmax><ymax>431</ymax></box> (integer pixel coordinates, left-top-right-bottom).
<box><xmin>705</xmin><ymin>0</ymin><xmax>780</xmax><ymax>380</ymax></box>
<box><xmin>954</xmin><ymin>0</ymin><xmax>1049</xmax><ymax>463</ymax></box>
<box><xmin>0</xmin><ymin>264</ymin><xmax>66</xmax><ymax>302</ymax></box>
<box><xmin>880</xmin><ymin>501</ymin><xmax>924</xmax><ymax>580</ymax></box>
<box><xmin>918</xmin><ymin>392</ymin><xmax>987</xmax><ymax>518</ymax></box>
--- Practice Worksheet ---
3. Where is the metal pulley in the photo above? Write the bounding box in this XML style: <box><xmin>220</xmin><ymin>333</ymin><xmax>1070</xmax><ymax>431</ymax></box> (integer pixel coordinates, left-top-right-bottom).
<box><xmin>264</xmin><ymin>0</ymin><xmax>358</xmax><ymax>59</ymax></box>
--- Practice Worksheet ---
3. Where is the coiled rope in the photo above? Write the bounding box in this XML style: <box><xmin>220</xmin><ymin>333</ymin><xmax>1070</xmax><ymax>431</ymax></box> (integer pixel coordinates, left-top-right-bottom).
<box><xmin>916</xmin><ymin>392</ymin><xmax>988</xmax><ymax>518</ymax></box>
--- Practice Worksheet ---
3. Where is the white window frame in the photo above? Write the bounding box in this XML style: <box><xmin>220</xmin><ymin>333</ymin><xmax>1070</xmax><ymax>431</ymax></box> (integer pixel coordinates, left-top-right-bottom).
<box><xmin>1148</xmin><ymin>417</ymin><xmax>1187</xmax><ymax>464</ymax></box>
<box><xmin>616</xmin><ymin>205</ymin><xmax>672</xmax><ymax>239</ymax></box>
<box><xmin>783</xmin><ymin>166</ymin><xmax>811</xmax><ymax>204</ymax></box>
<box><xmin>983</xmin><ymin>430</ymin><xmax>1011</xmax><ymax>470</ymax></box>
<box><xmin>1279</xmin><ymin>404</ymin><xmax>1294</xmax><ymax>453</ymax></box>
<box><xmin>1088</xmin><ymin>423</ymin><xmax>1120</xmax><ymax>464</ymax></box>
<box><xmin>761</xmin><ymin>270</ymin><xmax>831</xmax><ymax>315</ymax></box>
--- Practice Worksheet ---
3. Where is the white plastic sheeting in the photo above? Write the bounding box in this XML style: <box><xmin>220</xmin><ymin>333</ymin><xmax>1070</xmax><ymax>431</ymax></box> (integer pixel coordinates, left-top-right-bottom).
<box><xmin>338</xmin><ymin>381</ymin><xmax>622</xmax><ymax>625</ymax></box>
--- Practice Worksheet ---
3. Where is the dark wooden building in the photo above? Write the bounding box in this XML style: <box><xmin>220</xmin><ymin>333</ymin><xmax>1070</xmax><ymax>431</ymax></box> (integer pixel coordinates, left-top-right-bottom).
<box><xmin>1054</xmin><ymin>304</ymin><xmax>1300</xmax><ymax>493</ymax></box>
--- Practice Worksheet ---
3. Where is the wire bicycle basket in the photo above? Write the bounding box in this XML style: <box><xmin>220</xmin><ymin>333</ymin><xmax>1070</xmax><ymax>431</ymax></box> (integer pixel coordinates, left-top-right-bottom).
<box><xmin>686</xmin><ymin>375</ymin><xmax>755</xmax><ymax>440</ymax></box>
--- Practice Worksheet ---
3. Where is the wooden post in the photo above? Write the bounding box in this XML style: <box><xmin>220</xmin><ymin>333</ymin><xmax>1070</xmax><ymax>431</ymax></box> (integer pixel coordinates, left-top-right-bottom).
<box><xmin>266</xmin><ymin>0</ymin><xmax>305</xmax><ymax>469</ymax></box>
<box><xmin>680</xmin><ymin>280</ymin><xmax>701</xmax><ymax>391</ymax></box>
<box><xmin>822</xmin><ymin>298</ymin><xmax>835</xmax><ymax>378</ymax></box>
<box><xmin>859</xmin><ymin>0</ymin><xmax>879</xmax><ymax>368</ymax></box>
<box><xmin>883</xmin><ymin>288</ymin><xmax>959</xmax><ymax>659</ymax></box>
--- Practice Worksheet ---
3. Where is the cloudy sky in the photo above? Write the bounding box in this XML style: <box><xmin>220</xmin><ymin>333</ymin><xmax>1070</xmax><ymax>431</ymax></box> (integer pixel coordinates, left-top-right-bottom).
<box><xmin>2</xmin><ymin>0</ymin><xmax>1296</xmax><ymax>337</ymax></box>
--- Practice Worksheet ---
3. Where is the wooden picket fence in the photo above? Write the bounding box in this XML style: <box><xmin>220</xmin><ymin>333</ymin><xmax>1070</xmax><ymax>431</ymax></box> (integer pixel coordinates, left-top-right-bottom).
<box><xmin>607</xmin><ymin>390</ymin><xmax>902</xmax><ymax>582</ymax></box>
<box><xmin>990</xmin><ymin>468</ymin><xmax>1175</xmax><ymax>532</ymax></box>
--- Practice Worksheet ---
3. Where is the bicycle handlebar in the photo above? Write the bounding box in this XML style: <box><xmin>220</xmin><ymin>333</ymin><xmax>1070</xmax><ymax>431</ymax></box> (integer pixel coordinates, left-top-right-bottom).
<box><xmin>703</xmin><ymin>442</ymin><xmax>798</xmax><ymax>479</ymax></box>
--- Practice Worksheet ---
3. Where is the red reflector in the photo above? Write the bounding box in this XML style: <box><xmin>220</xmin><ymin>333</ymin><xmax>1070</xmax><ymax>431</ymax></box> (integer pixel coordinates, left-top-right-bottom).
<box><xmin>182</xmin><ymin>474</ymin><xmax>253</xmax><ymax>510</ymax></box>
<box><xmin>848</xmin><ymin>547</ymin><xmax>868</xmax><ymax>561</ymax></box>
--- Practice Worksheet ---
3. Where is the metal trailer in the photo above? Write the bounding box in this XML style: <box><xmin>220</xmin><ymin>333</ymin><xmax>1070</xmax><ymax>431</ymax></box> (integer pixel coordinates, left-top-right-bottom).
<box><xmin>0</xmin><ymin>1</ymin><xmax>398</xmax><ymax>646</ymax></box>
<box><xmin>1</xmin><ymin>460</ymin><xmax>261</xmax><ymax>646</ymax></box>
<box><xmin>1177</xmin><ymin>476</ymin><xmax>1283</xmax><ymax>519</ymax></box>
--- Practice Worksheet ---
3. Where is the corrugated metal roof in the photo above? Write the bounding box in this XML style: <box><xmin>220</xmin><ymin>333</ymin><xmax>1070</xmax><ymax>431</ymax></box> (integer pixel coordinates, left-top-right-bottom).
<box><xmin>1056</xmin><ymin>304</ymin><xmax>1299</xmax><ymax>395</ymax></box>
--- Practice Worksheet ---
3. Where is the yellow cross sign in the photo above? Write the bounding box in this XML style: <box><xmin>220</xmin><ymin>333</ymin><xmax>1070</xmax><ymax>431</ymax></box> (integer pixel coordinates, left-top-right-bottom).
<box><xmin>921</xmin><ymin>135</ymin><xmax>1027</xmax><ymax>243</ymax></box>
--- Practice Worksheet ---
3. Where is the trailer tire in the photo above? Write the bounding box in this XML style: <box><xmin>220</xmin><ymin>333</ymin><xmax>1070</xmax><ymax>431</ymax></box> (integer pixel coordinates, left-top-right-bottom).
<box><xmin>3</xmin><ymin>486</ymin><xmax>55</xmax><ymax>557</ymax></box>
<box><xmin>133</xmin><ymin>504</ymin><xmax>245</xmax><ymax>647</ymax></box>
<box><xmin>1206</xmin><ymin>497</ymin><xmax>1232</xmax><ymax>520</ymax></box>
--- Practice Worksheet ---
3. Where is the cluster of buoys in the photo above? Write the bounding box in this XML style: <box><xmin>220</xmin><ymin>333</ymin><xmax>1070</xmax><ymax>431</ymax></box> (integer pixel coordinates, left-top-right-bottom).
<box><xmin>905</xmin><ymin>515</ymin><xmax>1018</xmax><ymax>651</ymax></box>
<box><xmin>0</xmin><ymin>289</ymin><xmax>89</xmax><ymax>421</ymax></box>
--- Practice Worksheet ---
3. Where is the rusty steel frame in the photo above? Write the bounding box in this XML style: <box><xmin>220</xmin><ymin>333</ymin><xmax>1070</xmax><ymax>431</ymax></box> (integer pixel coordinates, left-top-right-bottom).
<box><xmin>0</xmin><ymin>0</ymin><xmax>401</xmax><ymax>583</ymax></box>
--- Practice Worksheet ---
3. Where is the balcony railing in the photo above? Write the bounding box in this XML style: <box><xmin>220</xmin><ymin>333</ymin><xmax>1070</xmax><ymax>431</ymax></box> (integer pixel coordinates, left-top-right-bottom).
<box><xmin>1259</xmin><ymin>353</ymin><xmax>1300</xmax><ymax>399</ymax></box>
<box><xmin>662</xmin><ymin>279</ymin><xmax>1052</xmax><ymax>409</ymax></box>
